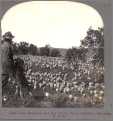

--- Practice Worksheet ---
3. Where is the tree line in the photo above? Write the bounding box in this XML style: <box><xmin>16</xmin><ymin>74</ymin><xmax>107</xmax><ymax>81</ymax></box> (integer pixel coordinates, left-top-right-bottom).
<box><xmin>12</xmin><ymin>27</ymin><xmax>104</xmax><ymax>66</ymax></box>
<box><xmin>12</xmin><ymin>42</ymin><xmax>61</xmax><ymax>57</ymax></box>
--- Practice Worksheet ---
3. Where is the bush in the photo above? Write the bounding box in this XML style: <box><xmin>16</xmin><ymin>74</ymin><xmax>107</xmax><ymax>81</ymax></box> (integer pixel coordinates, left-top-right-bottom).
<box><xmin>40</xmin><ymin>45</ymin><xmax>50</xmax><ymax>56</ymax></box>
<box><xmin>50</xmin><ymin>48</ymin><xmax>61</xmax><ymax>57</ymax></box>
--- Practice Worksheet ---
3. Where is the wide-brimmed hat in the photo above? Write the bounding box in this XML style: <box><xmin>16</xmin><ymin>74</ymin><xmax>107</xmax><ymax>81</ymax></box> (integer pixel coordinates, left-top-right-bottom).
<box><xmin>3</xmin><ymin>32</ymin><xmax>14</xmax><ymax>39</ymax></box>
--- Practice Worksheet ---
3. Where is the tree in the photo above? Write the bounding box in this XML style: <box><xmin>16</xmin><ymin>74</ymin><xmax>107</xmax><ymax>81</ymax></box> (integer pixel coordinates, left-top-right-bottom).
<box><xmin>40</xmin><ymin>44</ymin><xmax>50</xmax><ymax>56</ymax></box>
<box><xmin>65</xmin><ymin>47</ymin><xmax>87</xmax><ymax>71</ymax></box>
<box><xmin>29</xmin><ymin>44</ymin><xmax>38</xmax><ymax>55</ymax></box>
<box><xmin>80</xmin><ymin>27</ymin><xmax>104</xmax><ymax>83</ymax></box>
<box><xmin>18</xmin><ymin>42</ymin><xmax>29</xmax><ymax>55</ymax></box>
<box><xmin>80</xmin><ymin>27</ymin><xmax>104</xmax><ymax>65</ymax></box>
<box><xmin>50</xmin><ymin>48</ymin><xmax>61</xmax><ymax>57</ymax></box>
<box><xmin>93</xmin><ymin>48</ymin><xmax>104</xmax><ymax>66</ymax></box>
<box><xmin>80</xmin><ymin>27</ymin><xmax>104</xmax><ymax>48</ymax></box>
<box><xmin>65</xmin><ymin>47</ymin><xmax>87</xmax><ymax>62</ymax></box>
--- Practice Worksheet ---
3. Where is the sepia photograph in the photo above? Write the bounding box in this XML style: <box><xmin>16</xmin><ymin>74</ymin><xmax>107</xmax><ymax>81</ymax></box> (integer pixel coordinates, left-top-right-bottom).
<box><xmin>0</xmin><ymin>1</ymin><xmax>105</xmax><ymax>108</ymax></box>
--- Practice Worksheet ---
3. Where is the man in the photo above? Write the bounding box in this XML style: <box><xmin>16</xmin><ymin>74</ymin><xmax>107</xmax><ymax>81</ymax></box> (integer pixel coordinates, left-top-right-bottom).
<box><xmin>1</xmin><ymin>32</ymin><xmax>15</xmax><ymax>95</ymax></box>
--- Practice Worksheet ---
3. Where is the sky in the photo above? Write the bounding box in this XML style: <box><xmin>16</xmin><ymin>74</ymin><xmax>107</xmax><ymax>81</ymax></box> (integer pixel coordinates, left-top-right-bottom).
<box><xmin>1</xmin><ymin>1</ymin><xmax>104</xmax><ymax>48</ymax></box>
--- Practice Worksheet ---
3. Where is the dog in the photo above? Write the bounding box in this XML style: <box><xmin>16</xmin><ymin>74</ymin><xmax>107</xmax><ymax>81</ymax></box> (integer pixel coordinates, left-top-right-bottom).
<box><xmin>14</xmin><ymin>57</ymin><xmax>32</xmax><ymax>101</ymax></box>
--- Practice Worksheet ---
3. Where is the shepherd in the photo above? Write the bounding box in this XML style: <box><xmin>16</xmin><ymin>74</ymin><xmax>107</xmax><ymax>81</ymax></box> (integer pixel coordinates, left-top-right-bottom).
<box><xmin>1</xmin><ymin>32</ymin><xmax>15</xmax><ymax>96</ymax></box>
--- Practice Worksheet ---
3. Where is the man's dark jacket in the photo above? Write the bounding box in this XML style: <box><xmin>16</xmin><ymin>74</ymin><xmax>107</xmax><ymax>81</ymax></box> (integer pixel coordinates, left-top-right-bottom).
<box><xmin>1</xmin><ymin>41</ymin><xmax>14</xmax><ymax>75</ymax></box>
